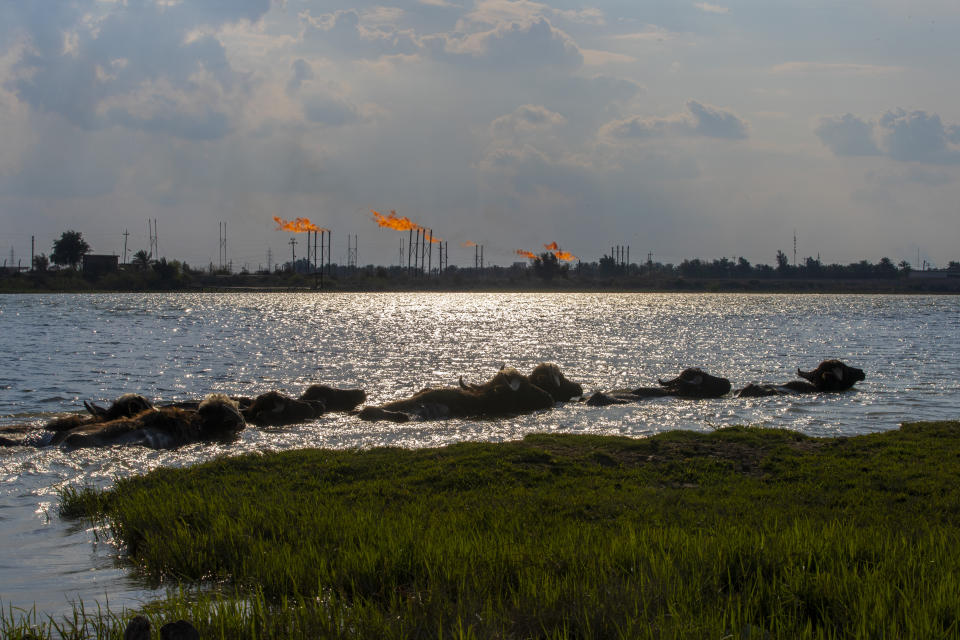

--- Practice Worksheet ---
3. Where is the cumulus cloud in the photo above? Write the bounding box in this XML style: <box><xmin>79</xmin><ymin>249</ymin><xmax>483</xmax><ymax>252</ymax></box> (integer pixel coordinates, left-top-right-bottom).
<box><xmin>427</xmin><ymin>18</ymin><xmax>582</xmax><ymax>69</ymax></box>
<box><xmin>817</xmin><ymin>109</ymin><xmax>960</xmax><ymax>165</ymax></box>
<box><xmin>490</xmin><ymin>104</ymin><xmax>566</xmax><ymax>140</ymax></box>
<box><xmin>603</xmin><ymin>101</ymin><xmax>748</xmax><ymax>141</ymax></box>
<box><xmin>814</xmin><ymin>114</ymin><xmax>881</xmax><ymax>156</ymax></box>
<box><xmin>300</xmin><ymin>9</ymin><xmax>421</xmax><ymax>59</ymax></box>
<box><xmin>9</xmin><ymin>1</ymin><xmax>267</xmax><ymax>138</ymax></box>
<box><xmin>878</xmin><ymin>109</ymin><xmax>960</xmax><ymax>164</ymax></box>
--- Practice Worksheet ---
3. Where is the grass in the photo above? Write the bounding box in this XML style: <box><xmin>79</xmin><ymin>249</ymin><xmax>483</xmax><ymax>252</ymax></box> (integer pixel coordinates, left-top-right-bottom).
<box><xmin>8</xmin><ymin>422</ymin><xmax>960</xmax><ymax>638</ymax></box>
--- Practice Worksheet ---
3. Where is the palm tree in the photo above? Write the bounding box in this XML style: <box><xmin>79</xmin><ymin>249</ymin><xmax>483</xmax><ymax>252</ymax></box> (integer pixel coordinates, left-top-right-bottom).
<box><xmin>132</xmin><ymin>250</ymin><xmax>152</xmax><ymax>271</ymax></box>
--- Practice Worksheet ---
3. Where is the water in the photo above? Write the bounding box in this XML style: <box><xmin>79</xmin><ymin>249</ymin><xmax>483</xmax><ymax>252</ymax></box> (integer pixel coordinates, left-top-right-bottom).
<box><xmin>1</xmin><ymin>292</ymin><xmax>958</xmax><ymax>616</ymax></box>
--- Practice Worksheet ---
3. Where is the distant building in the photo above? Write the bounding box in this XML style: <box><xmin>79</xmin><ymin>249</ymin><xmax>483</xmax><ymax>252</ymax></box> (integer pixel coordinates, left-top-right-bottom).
<box><xmin>82</xmin><ymin>254</ymin><xmax>119</xmax><ymax>276</ymax></box>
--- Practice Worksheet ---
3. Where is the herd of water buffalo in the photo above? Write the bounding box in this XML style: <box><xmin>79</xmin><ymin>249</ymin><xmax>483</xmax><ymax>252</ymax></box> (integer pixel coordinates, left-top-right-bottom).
<box><xmin>0</xmin><ymin>360</ymin><xmax>865</xmax><ymax>450</ymax></box>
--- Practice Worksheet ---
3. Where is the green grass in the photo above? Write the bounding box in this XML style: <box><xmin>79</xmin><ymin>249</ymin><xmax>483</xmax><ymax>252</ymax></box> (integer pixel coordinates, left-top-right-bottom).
<box><xmin>10</xmin><ymin>422</ymin><xmax>960</xmax><ymax>638</ymax></box>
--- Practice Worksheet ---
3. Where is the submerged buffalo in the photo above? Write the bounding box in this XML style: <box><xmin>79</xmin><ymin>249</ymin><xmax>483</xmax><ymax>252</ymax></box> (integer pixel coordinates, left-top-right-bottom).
<box><xmin>0</xmin><ymin>394</ymin><xmax>246</xmax><ymax>449</ymax></box>
<box><xmin>586</xmin><ymin>368</ymin><xmax>731</xmax><ymax>406</ymax></box>
<box><xmin>240</xmin><ymin>384</ymin><xmax>367</xmax><ymax>426</ymax></box>
<box><xmin>357</xmin><ymin>363</ymin><xmax>580</xmax><ymax>423</ymax></box>
<box><xmin>736</xmin><ymin>360</ymin><xmax>866</xmax><ymax>397</ymax></box>
<box><xmin>56</xmin><ymin>393</ymin><xmax>245</xmax><ymax>449</ymax></box>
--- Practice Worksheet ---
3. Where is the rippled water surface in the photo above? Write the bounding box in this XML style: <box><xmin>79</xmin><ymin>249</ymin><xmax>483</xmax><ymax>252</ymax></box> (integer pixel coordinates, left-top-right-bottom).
<box><xmin>1</xmin><ymin>292</ymin><xmax>959</xmax><ymax>615</ymax></box>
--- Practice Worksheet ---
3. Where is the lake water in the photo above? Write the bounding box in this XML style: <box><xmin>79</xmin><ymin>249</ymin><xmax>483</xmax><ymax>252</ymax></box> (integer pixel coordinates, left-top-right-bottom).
<box><xmin>1</xmin><ymin>292</ymin><xmax>958</xmax><ymax>617</ymax></box>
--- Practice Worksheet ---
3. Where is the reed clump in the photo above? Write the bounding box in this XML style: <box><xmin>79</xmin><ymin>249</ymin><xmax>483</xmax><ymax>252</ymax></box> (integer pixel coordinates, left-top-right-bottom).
<box><xmin>13</xmin><ymin>422</ymin><xmax>960</xmax><ymax>638</ymax></box>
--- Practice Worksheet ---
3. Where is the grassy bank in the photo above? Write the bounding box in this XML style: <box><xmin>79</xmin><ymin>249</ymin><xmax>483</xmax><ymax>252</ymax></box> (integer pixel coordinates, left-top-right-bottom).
<box><xmin>10</xmin><ymin>422</ymin><xmax>960</xmax><ymax>638</ymax></box>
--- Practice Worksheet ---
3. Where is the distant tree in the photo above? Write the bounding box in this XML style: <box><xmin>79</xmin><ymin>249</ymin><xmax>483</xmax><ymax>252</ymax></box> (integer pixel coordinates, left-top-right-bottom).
<box><xmin>898</xmin><ymin>260</ymin><xmax>912</xmax><ymax>274</ymax></box>
<box><xmin>876</xmin><ymin>257</ymin><xmax>897</xmax><ymax>278</ymax></box>
<box><xmin>32</xmin><ymin>253</ymin><xmax>49</xmax><ymax>272</ymax></box>
<box><xmin>734</xmin><ymin>257</ymin><xmax>752</xmax><ymax>277</ymax></box>
<box><xmin>803</xmin><ymin>256</ymin><xmax>822</xmax><ymax>278</ymax></box>
<box><xmin>132</xmin><ymin>250</ymin><xmax>152</xmax><ymax>271</ymax></box>
<box><xmin>152</xmin><ymin>257</ymin><xmax>180</xmax><ymax>282</ymax></box>
<box><xmin>533</xmin><ymin>252</ymin><xmax>565</xmax><ymax>280</ymax></box>
<box><xmin>775</xmin><ymin>250</ymin><xmax>790</xmax><ymax>274</ymax></box>
<box><xmin>948</xmin><ymin>261</ymin><xmax>960</xmax><ymax>272</ymax></box>
<box><xmin>51</xmin><ymin>230</ymin><xmax>90</xmax><ymax>269</ymax></box>
<box><xmin>598</xmin><ymin>254</ymin><xmax>620</xmax><ymax>276</ymax></box>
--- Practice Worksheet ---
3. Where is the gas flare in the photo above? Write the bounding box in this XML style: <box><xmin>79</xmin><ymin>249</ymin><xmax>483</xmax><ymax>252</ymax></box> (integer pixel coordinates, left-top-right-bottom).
<box><xmin>545</xmin><ymin>241</ymin><xmax>576</xmax><ymax>262</ymax></box>
<box><xmin>273</xmin><ymin>216</ymin><xmax>327</xmax><ymax>232</ymax></box>
<box><xmin>371</xmin><ymin>210</ymin><xmax>419</xmax><ymax>231</ymax></box>
<box><xmin>372</xmin><ymin>209</ymin><xmax>441</xmax><ymax>242</ymax></box>
<box><xmin>516</xmin><ymin>249</ymin><xmax>537</xmax><ymax>260</ymax></box>
<box><xmin>461</xmin><ymin>240</ymin><xmax>477</xmax><ymax>248</ymax></box>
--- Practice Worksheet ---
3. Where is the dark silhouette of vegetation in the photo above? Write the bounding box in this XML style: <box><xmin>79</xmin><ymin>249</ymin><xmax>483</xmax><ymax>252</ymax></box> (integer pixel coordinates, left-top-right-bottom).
<box><xmin>131</xmin><ymin>250</ymin><xmax>152</xmax><ymax>271</ymax></box>
<box><xmin>2</xmin><ymin>228</ymin><xmax>959</xmax><ymax>293</ymax></box>
<box><xmin>32</xmin><ymin>253</ymin><xmax>49</xmax><ymax>272</ymax></box>
<box><xmin>50</xmin><ymin>230</ymin><xmax>90</xmax><ymax>269</ymax></box>
<box><xmin>532</xmin><ymin>252</ymin><xmax>568</xmax><ymax>281</ymax></box>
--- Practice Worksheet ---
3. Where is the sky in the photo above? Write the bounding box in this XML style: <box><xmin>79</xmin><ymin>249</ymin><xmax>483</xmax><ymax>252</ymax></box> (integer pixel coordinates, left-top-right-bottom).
<box><xmin>1</xmin><ymin>0</ymin><xmax>959</xmax><ymax>270</ymax></box>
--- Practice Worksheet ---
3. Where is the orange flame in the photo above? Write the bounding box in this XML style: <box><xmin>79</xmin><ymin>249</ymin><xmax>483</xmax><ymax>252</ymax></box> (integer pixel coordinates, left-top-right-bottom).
<box><xmin>429</xmin><ymin>234</ymin><xmax>443</xmax><ymax>244</ymax></box>
<box><xmin>371</xmin><ymin>209</ymin><xmax>419</xmax><ymax>231</ymax></box>
<box><xmin>516</xmin><ymin>249</ymin><xmax>537</xmax><ymax>259</ymax></box>
<box><xmin>462</xmin><ymin>240</ymin><xmax>477</xmax><ymax>248</ymax></box>
<box><xmin>545</xmin><ymin>241</ymin><xmax>576</xmax><ymax>261</ymax></box>
<box><xmin>273</xmin><ymin>216</ymin><xmax>327</xmax><ymax>233</ymax></box>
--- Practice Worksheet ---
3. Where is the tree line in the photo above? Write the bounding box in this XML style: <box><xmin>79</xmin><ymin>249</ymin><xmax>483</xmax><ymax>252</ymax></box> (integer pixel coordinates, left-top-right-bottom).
<box><xmin>17</xmin><ymin>230</ymin><xmax>960</xmax><ymax>284</ymax></box>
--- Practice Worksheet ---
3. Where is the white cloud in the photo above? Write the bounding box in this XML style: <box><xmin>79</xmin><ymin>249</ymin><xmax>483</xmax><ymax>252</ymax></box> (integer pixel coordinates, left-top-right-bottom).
<box><xmin>427</xmin><ymin>17</ymin><xmax>583</xmax><ymax>69</ymax></box>
<box><xmin>815</xmin><ymin>114</ymin><xmax>881</xmax><ymax>157</ymax></box>
<box><xmin>490</xmin><ymin>104</ymin><xmax>566</xmax><ymax>138</ymax></box>
<box><xmin>603</xmin><ymin>101</ymin><xmax>749</xmax><ymax>141</ymax></box>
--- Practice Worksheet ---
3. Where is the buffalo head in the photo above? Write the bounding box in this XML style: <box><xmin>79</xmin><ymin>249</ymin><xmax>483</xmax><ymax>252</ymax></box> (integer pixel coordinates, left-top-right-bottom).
<box><xmin>528</xmin><ymin>363</ymin><xmax>583</xmax><ymax>401</ymax></box>
<box><xmin>83</xmin><ymin>393</ymin><xmax>153</xmax><ymax>421</ymax></box>
<box><xmin>299</xmin><ymin>385</ymin><xmax>366</xmax><ymax>412</ymax></box>
<box><xmin>242</xmin><ymin>391</ymin><xmax>320</xmax><ymax>426</ymax></box>
<box><xmin>459</xmin><ymin>368</ymin><xmax>555</xmax><ymax>414</ymax></box>
<box><xmin>797</xmin><ymin>360</ymin><xmax>865</xmax><ymax>391</ymax></box>
<box><xmin>657</xmin><ymin>368</ymin><xmax>731</xmax><ymax>398</ymax></box>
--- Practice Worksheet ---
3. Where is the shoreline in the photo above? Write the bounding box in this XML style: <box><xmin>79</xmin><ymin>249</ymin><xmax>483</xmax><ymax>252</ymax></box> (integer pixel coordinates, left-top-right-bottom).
<box><xmin>10</xmin><ymin>421</ymin><xmax>958</xmax><ymax>638</ymax></box>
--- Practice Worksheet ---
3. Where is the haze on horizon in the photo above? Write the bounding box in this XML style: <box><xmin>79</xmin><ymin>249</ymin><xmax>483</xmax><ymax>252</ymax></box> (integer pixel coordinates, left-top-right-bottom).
<box><xmin>1</xmin><ymin>1</ymin><xmax>958</xmax><ymax>271</ymax></box>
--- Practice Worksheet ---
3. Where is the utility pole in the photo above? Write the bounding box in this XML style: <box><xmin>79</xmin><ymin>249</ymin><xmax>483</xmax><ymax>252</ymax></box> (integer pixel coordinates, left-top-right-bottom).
<box><xmin>122</xmin><ymin>229</ymin><xmax>129</xmax><ymax>264</ymax></box>
<box><xmin>347</xmin><ymin>234</ymin><xmax>358</xmax><ymax>269</ymax></box>
<box><xmin>267</xmin><ymin>247</ymin><xmax>273</xmax><ymax>272</ymax></box>
<box><xmin>427</xmin><ymin>230</ymin><xmax>433</xmax><ymax>275</ymax></box>
<box><xmin>31</xmin><ymin>235</ymin><xmax>35</xmax><ymax>271</ymax></box>
<box><xmin>793</xmin><ymin>229</ymin><xmax>797</xmax><ymax>267</ymax></box>
<box><xmin>219</xmin><ymin>222</ymin><xmax>228</xmax><ymax>270</ymax></box>
<box><xmin>289</xmin><ymin>236</ymin><xmax>297</xmax><ymax>271</ymax></box>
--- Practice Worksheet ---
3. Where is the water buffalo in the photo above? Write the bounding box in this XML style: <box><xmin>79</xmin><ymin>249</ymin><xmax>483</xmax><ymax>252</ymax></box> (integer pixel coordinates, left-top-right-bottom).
<box><xmin>241</xmin><ymin>391</ymin><xmax>321</xmax><ymax>426</ymax></box>
<box><xmin>299</xmin><ymin>384</ymin><xmax>367</xmax><ymax>412</ymax></box>
<box><xmin>586</xmin><ymin>368</ymin><xmax>732</xmax><ymax>406</ymax></box>
<box><xmin>239</xmin><ymin>384</ymin><xmax>366</xmax><ymax>426</ymax></box>
<box><xmin>736</xmin><ymin>360</ymin><xmax>865</xmax><ymax>397</ymax></box>
<box><xmin>53</xmin><ymin>394</ymin><xmax>245</xmax><ymax>449</ymax></box>
<box><xmin>527</xmin><ymin>363</ymin><xmax>583</xmax><ymax>401</ymax></box>
<box><xmin>357</xmin><ymin>365</ymin><xmax>570</xmax><ymax>423</ymax></box>
<box><xmin>797</xmin><ymin>360</ymin><xmax>865</xmax><ymax>391</ymax></box>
